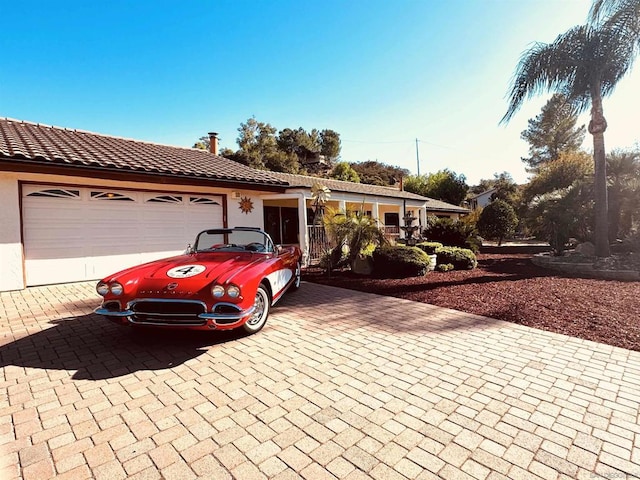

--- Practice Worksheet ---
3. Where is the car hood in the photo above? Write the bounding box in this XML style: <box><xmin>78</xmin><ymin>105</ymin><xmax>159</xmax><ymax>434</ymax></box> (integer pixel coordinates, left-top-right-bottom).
<box><xmin>107</xmin><ymin>252</ymin><xmax>266</xmax><ymax>292</ymax></box>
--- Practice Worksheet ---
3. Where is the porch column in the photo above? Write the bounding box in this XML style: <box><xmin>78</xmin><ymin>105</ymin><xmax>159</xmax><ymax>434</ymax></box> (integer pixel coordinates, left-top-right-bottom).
<box><xmin>297</xmin><ymin>195</ymin><xmax>309</xmax><ymax>266</ymax></box>
<box><xmin>372</xmin><ymin>201</ymin><xmax>380</xmax><ymax>224</ymax></box>
<box><xmin>339</xmin><ymin>200</ymin><xmax>346</xmax><ymax>212</ymax></box>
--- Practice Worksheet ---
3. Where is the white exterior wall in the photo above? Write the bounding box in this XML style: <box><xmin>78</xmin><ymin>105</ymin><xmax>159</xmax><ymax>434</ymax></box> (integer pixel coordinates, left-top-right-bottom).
<box><xmin>0</xmin><ymin>175</ymin><xmax>23</xmax><ymax>291</ymax></box>
<box><xmin>226</xmin><ymin>192</ymin><xmax>264</xmax><ymax>229</ymax></box>
<box><xmin>0</xmin><ymin>171</ymin><xmax>273</xmax><ymax>291</ymax></box>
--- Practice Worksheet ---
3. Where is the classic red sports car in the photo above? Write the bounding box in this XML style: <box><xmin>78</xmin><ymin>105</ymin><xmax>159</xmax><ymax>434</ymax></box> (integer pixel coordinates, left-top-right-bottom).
<box><xmin>95</xmin><ymin>227</ymin><xmax>302</xmax><ymax>334</ymax></box>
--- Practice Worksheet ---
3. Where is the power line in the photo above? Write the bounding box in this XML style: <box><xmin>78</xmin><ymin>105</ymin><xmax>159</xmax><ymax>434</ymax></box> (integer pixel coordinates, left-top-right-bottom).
<box><xmin>342</xmin><ymin>137</ymin><xmax>457</xmax><ymax>151</ymax></box>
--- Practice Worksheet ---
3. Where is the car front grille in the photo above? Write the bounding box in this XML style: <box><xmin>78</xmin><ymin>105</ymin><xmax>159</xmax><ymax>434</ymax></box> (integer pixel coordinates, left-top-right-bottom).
<box><xmin>129</xmin><ymin>299</ymin><xmax>207</xmax><ymax>326</ymax></box>
<box><xmin>213</xmin><ymin>303</ymin><xmax>244</xmax><ymax>325</ymax></box>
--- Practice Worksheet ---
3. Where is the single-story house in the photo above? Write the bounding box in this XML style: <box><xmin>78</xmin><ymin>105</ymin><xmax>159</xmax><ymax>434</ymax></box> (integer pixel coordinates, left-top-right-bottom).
<box><xmin>468</xmin><ymin>188</ymin><xmax>497</xmax><ymax>210</ymax></box>
<box><xmin>0</xmin><ymin>118</ymin><xmax>467</xmax><ymax>292</ymax></box>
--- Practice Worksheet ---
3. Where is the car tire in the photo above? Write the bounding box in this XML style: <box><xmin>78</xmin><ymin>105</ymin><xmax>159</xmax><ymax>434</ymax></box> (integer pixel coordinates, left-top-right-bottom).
<box><xmin>243</xmin><ymin>284</ymin><xmax>271</xmax><ymax>334</ymax></box>
<box><xmin>290</xmin><ymin>262</ymin><xmax>301</xmax><ymax>291</ymax></box>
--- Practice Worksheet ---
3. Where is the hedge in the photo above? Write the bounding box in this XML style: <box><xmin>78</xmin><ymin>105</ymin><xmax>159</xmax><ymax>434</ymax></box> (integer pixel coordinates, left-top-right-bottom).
<box><xmin>415</xmin><ymin>241</ymin><xmax>443</xmax><ymax>255</ymax></box>
<box><xmin>435</xmin><ymin>246</ymin><xmax>477</xmax><ymax>270</ymax></box>
<box><xmin>372</xmin><ymin>245</ymin><xmax>430</xmax><ymax>278</ymax></box>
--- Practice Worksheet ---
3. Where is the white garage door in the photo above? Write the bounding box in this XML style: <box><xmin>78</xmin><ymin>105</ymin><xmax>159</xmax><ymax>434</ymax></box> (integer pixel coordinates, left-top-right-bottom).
<box><xmin>22</xmin><ymin>185</ymin><xmax>224</xmax><ymax>286</ymax></box>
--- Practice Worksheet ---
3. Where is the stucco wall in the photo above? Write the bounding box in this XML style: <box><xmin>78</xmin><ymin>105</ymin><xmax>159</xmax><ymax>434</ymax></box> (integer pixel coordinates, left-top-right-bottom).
<box><xmin>227</xmin><ymin>193</ymin><xmax>264</xmax><ymax>229</ymax></box>
<box><xmin>0</xmin><ymin>171</ymin><xmax>270</xmax><ymax>291</ymax></box>
<box><xmin>0</xmin><ymin>175</ymin><xmax>24</xmax><ymax>291</ymax></box>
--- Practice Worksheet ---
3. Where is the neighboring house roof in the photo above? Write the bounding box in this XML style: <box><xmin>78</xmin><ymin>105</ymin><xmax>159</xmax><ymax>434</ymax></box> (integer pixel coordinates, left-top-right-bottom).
<box><xmin>268</xmin><ymin>171</ymin><xmax>469</xmax><ymax>213</ymax></box>
<box><xmin>0</xmin><ymin>118</ymin><xmax>287</xmax><ymax>188</ymax></box>
<box><xmin>468</xmin><ymin>187</ymin><xmax>497</xmax><ymax>200</ymax></box>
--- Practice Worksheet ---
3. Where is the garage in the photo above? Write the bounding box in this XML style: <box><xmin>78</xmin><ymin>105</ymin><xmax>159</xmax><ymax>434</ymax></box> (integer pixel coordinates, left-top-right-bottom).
<box><xmin>22</xmin><ymin>185</ymin><xmax>224</xmax><ymax>286</ymax></box>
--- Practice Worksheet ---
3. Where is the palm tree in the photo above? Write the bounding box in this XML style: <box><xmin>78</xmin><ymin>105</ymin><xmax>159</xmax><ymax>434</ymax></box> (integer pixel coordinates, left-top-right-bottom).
<box><xmin>323</xmin><ymin>206</ymin><xmax>387</xmax><ymax>270</ymax></box>
<box><xmin>501</xmin><ymin>24</ymin><xmax>637</xmax><ymax>256</ymax></box>
<box><xmin>591</xmin><ymin>0</ymin><xmax>640</xmax><ymax>37</ymax></box>
<box><xmin>606</xmin><ymin>149</ymin><xmax>640</xmax><ymax>239</ymax></box>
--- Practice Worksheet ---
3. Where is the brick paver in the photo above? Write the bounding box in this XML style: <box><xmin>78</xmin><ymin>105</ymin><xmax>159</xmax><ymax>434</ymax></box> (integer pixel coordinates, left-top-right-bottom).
<box><xmin>2</xmin><ymin>281</ymin><xmax>640</xmax><ymax>479</ymax></box>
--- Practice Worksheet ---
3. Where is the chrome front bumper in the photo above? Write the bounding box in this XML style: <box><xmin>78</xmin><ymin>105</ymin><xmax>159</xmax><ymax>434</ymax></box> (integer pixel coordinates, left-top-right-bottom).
<box><xmin>95</xmin><ymin>299</ymin><xmax>255</xmax><ymax>328</ymax></box>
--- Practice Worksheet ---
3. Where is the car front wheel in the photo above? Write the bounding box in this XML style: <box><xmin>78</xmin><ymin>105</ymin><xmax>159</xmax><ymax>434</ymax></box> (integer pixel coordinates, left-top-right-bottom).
<box><xmin>243</xmin><ymin>284</ymin><xmax>270</xmax><ymax>334</ymax></box>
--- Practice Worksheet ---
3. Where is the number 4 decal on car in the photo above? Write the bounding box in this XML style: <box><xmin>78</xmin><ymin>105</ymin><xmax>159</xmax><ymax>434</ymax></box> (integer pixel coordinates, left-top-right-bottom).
<box><xmin>167</xmin><ymin>265</ymin><xmax>206</xmax><ymax>278</ymax></box>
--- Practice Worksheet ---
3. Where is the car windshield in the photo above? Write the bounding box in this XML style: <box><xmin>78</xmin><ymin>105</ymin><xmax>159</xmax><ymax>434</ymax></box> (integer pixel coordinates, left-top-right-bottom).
<box><xmin>193</xmin><ymin>228</ymin><xmax>275</xmax><ymax>254</ymax></box>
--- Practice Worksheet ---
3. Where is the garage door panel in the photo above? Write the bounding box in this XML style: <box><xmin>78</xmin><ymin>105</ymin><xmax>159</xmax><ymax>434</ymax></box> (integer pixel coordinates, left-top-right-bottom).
<box><xmin>25</xmin><ymin>258</ymin><xmax>88</xmax><ymax>286</ymax></box>
<box><xmin>23</xmin><ymin>186</ymin><xmax>224</xmax><ymax>286</ymax></box>
<box><xmin>89</xmin><ymin>253</ymin><xmax>146</xmax><ymax>279</ymax></box>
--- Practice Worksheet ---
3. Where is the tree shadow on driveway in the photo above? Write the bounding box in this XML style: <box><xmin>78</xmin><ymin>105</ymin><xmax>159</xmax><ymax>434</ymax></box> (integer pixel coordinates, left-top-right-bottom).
<box><xmin>0</xmin><ymin>313</ymin><xmax>245</xmax><ymax>380</ymax></box>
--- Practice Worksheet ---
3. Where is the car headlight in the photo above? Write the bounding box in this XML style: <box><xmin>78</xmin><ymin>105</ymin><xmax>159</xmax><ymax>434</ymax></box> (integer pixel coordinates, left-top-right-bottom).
<box><xmin>227</xmin><ymin>285</ymin><xmax>241</xmax><ymax>298</ymax></box>
<box><xmin>212</xmin><ymin>285</ymin><xmax>225</xmax><ymax>298</ymax></box>
<box><xmin>96</xmin><ymin>282</ymin><xmax>109</xmax><ymax>296</ymax></box>
<box><xmin>110</xmin><ymin>282</ymin><xmax>124</xmax><ymax>296</ymax></box>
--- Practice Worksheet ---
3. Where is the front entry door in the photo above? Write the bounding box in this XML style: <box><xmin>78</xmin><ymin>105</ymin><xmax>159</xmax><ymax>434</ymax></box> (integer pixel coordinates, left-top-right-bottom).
<box><xmin>263</xmin><ymin>206</ymin><xmax>299</xmax><ymax>245</ymax></box>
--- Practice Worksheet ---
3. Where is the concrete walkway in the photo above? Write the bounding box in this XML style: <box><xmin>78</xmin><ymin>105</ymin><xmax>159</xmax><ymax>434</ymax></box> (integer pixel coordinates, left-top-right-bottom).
<box><xmin>1</xmin><ymin>281</ymin><xmax>639</xmax><ymax>479</ymax></box>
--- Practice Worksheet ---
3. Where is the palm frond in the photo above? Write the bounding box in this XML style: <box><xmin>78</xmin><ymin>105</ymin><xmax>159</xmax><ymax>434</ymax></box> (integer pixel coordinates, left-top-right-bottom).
<box><xmin>502</xmin><ymin>24</ymin><xmax>636</xmax><ymax>124</ymax></box>
<box><xmin>590</xmin><ymin>0</ymin><xmax>640</xmax><ymax>35</ymax></box>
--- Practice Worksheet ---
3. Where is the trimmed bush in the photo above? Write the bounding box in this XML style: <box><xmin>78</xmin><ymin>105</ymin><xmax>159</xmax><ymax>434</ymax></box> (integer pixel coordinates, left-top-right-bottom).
<box><xmin>435</xmin><ymin>246</ymin><xmax>477</xmax><ymax>270</ymax></box>
<box><xmin>437</xmin><ymin>263</ymin><xmax>455</xmax><ymax>272</ymax></box>
<box><xmin>423</xmin><ymin>218</ymin><xmax>482</xmax><ymax>253</ymax></box>
<box><xmin>373</xmin><ymin>246</ymin><xmax>430</xmax><ymax>278</ymax></box>
<box><xmin>416</xmin><ymin>241</ymin><xmax>443</xmax><ymax>255</ymax></box>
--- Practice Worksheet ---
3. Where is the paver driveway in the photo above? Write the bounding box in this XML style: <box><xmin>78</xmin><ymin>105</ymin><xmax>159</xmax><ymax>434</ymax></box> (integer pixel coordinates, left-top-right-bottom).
<box><xmin>1</xmin><ymin>281</ymin><xmax>639</xmax><ymax>480</ymax></box>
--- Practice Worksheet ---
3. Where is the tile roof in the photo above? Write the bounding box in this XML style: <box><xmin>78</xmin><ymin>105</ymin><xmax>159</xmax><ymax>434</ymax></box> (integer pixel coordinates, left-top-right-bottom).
<box><xmin>0</xmin><ymin>118</ymin><xmax>287</xmax><ymax>187</ymax></box>
<box><xmin>269</xmin><ymin>171</ymin><xmax>469</xmax><ymax>213</ymax></box>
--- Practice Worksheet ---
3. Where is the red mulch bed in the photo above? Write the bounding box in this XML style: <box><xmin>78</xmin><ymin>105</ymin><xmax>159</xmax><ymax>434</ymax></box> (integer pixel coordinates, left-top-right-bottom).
<box><xmin>303</xmin><ymin>247</ymin><xmax>640</xmax><ymax>352</ymax></box>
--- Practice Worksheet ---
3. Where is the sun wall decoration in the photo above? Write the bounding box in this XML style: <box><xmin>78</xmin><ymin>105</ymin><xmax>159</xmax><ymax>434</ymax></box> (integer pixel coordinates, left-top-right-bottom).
<box><xmin>239</xmin><ymin>196</ymin><xmax>254</xmax><ymax>214</ymax></box>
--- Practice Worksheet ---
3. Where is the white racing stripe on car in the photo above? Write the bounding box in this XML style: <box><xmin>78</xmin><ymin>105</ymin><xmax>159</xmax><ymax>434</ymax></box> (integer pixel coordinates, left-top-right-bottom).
<box><xmin>266</xmin><ymin>268</ymin><xmax>293</xmax><ymax>297</ymax></box>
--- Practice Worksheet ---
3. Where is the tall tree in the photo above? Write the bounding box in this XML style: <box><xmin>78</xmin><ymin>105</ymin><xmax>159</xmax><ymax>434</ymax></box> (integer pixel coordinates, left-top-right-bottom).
<box><xmin>477</xmin><ymin>199</ymin><xmax>519</xmax><ymax>246</ymax></box>
<box><xmin>404</xmin><ymin>169</ymin><xmax>468</xmax><ymax>206</ymax></box>
<box><xmin>501</xmin><ymin>24</ymin><xmax>637</xmax><ymax>257</ymax></box>
<box><xmin>331</xmin><ymin>162</ymin><xmax>360</xmax><ymax>183</ymax></box>
<box><xmin>319</xmin><ymin>129</ymin><xmax>341</xmax><ymax>163</ymax></box>
<box><xmin>349</xmin><ymin>161</ymin><xmax>410</xmax><ymax>186</ymax></box>
<box><xmin>234</xmin><ymin>117</ymin><xmax>278</xmax><ymax>169</ymax></box>
<box><xmin>193</xmin><ymin>136</ymin><xmax>210</xmax><ymax>150</ymax></box>
<box><xmin>277</xmin><ymin>127</ymin><xmax>319</xmax><ymax>155</ymax></box>
<box><xmin>523</xmin><ymin>151</ymin><xmax>594</xmax><ymax>202</ymax></box>
<box><xmin>520</xmin><ymin>94</ymin><xmax>586</xmax><ymax>171</ymax></box>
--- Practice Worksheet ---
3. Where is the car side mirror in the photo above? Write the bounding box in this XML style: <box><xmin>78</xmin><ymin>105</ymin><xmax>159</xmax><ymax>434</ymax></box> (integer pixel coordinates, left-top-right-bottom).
<box><xmin>186</xmin><ymin>243</ymin><xmax>194</xmax><ymax>254</ymax></box>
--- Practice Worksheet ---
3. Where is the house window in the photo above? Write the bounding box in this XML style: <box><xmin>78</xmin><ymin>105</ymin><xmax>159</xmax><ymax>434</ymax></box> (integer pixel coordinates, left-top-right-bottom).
<box><xmin>146</xmin><ymin>195</ymin><xmax>183</xmax><ymax>204</ymax></box>
<box><xmin>190</xmin><ymin>197</ymin><xmax>220</xmax><ymax>205</ymax></box>
<box><xmin>90</xmin><ymin>191</ymin><xmax>134</xmax><ymax>201</ymax></box>
<box><xmin>384</xmin><ymin>212</ymin><xmax>400</xmax><ymax>227</ymax></box>
<box><xmin>26</xmin><ymin>189</ymin><xmax>80</xmax><ymax>199</ymax></box>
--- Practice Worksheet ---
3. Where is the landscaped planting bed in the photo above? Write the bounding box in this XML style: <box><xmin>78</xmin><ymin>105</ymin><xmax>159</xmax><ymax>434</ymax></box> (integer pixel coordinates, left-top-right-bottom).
<box><xmin>304</xmin><ymin>248</ymin><xmax>640</xmax><ymax>352</ymax></box>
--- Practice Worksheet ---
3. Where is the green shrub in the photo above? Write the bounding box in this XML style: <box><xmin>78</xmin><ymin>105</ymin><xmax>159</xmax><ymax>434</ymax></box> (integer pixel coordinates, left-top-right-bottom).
<box><xmin>477</xmin><ymin>199</ymin><xmax>518</xmax><ymax>246</ymax></box>
<box><xmin>372</xmin><ymin>246</ymin><xmax>430</xmax><ymax>278</ymax></box>
<box><xmin>437</xmin><ymin>263</ymin><xmax>455</xmax><ymax>272</ymax></box>
<box><xmin>423</xmin><ymin>218</ymin><xmax>482</xmax><ymax>253</ymax></box>
<box><xmin>415</xmin><ymin>241</ymin><xmax>443</xmax><ymax>255</ymax></box>
<box><xmin>435</xmin><ymin>246</ymin><xmax>477</xmax><ymax>270</ymax></box>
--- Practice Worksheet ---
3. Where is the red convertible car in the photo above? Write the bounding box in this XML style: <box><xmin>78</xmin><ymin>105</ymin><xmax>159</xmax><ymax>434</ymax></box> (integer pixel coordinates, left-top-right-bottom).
<box><xmin>95</xmin><ymin>227</ymin><xmax>302</xmax><ymax>334</ymax></box>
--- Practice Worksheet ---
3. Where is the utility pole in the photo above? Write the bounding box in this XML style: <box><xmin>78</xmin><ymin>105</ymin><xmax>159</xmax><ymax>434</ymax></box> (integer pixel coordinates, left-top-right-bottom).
<box><xmin>415</xmin><ymin>138</ymin><xmax>420</xmax><ymax>176</ymax></box>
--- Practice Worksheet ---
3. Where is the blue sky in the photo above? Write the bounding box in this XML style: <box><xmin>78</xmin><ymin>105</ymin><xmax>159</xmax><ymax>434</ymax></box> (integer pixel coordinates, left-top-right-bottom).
<box><xmin>2</xmin><ymin>0</ymin><xmax>639</xmax><ymax>185</ymax></box>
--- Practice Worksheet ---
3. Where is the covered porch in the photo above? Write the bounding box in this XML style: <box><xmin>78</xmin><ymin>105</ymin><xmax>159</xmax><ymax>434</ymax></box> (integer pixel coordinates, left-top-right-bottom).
<box><xmin>260</xmin><ymin>192</ymin><xmax>429</xmax><ymax>265</ymax></box>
